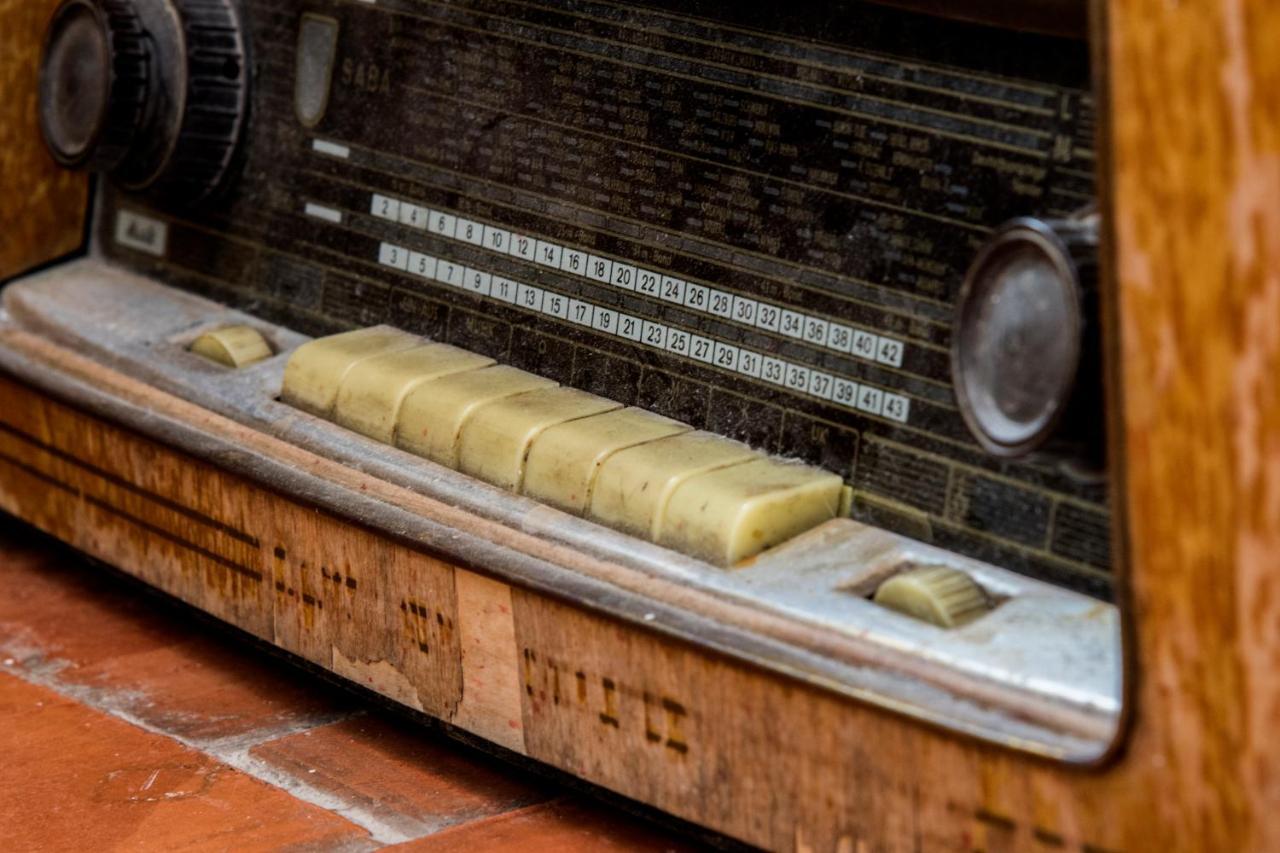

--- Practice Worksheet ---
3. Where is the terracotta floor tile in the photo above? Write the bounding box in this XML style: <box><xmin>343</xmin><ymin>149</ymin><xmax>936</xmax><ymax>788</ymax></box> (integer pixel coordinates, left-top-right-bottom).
<box><xmin>0</xmin><ymin>531</ymin><xmax>354</xmax><ymax>742</ymax></box>
<box><xmin>386</xmin><ymin>800</ymin><xmax>698</xmax><ymax>852</ymax></box>
<box><xmin>69</xmin><ymin>640</ymin><xmax>356</xmax><ymax>742</ymax></box>
<box><xmin>0</xmin><ymin>540</ymin><xmax>178</xmax><ymax>668</ymax></box>
<box><xmin>0</xmin><ymin>523</ymin><xmax>706</xmax><ymax>850</ymax></box>
<box><xmin>250</xmin><ymin>714</ymin><xmax>554</xmax><ymax>839</ymax></box>
<box><xmin>0</xmin><ymin>672</ymin><xmax>372</xmax><ymax>853</ymax></box>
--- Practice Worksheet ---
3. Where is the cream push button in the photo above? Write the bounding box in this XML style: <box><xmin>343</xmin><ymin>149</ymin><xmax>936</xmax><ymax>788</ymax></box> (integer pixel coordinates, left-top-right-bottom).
<box><xmin>331</xmin><ymin>343</ymin><xmax>494</xmax><ymax>443</ymax></box>
<box><xmin>281</xmin><ymin>326</ymin><xmax>419</xmax><ymax>416</ymax></box>
<box><xmin>189</xmin><ymin>325</ymin><xmax>272</xmax><ymax>368</ymax></box>
<box><xmin>523</xmin><ymin>408</ymin><xmax>691</xmax><ymax>514</ymax></box>
<box><xmin>456</xmin><ymin>387</ymin><xmax>621</xmax><ymax>492</ymax></box>
<box><xmin>396</xmin><ymin>365</ymin><xmax>558</xmax><ymax>468</ymax></box>
<box><xmin>285</xmin><ymin>327</ymin><xmax>847</xmax><ymax>565</ymax></box>
<box><xmin>872</xmin><ymin>566</ymin><xmax>991</xmax><ymax>628</ymax></box>
<box><xmin>588</xmin><ymin>431</ymin><xmax>758</xmax><ymax>539</ymax></box>
<box><xmin>659</xmin><ymin>458</ymin><xmax>844</xmax><ymax>565</ymax></box>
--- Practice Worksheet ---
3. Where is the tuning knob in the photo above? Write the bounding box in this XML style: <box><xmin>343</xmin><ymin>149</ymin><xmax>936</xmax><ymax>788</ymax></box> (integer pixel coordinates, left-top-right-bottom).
<box><xmin>38</xmin><ymin>0</ymin><xmax>150</xmax><ymax>172</ymax></box>
<box><xmin>38</xmin><ymin>0</ymin><xmax>248</xmax><ymax>205</ymax></box>
<box><xmin>951</xmin><ymin>213</ymin><xmax>1104</xmax><ymax>469</ymax></box>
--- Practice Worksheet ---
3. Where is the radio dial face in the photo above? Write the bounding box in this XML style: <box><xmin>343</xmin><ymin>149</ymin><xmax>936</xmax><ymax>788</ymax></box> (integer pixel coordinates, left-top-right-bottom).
<box><xmin>86</xmin><ymin>0</ymin><xmax>1112</xmax><ymax>597</ymax></box>
<box><xmin>38</xmin><ymin>0</ymin><xmax>248</xmax><ymax>204</ymax></box>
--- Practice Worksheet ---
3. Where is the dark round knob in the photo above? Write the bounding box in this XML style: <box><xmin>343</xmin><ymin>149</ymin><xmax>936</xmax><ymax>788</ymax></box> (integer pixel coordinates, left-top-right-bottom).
<box><xmin>38</xmin><ymin>0</ymin><xmax>150</xmax><ymax>171</ymax></box>
<box><xmin>951</xmin><ymin>214</ymin><xmax>1104</xmax><ymax>467</ymax></box>
<box><xmin>38</xmin><ymin>0</ymin><xmax>248</xmax><ymax>205</ymax></box>
<box><xmin>151</xmin><ymin>0</ymin><xmax>250</xmax><ymax>203</ymax></box>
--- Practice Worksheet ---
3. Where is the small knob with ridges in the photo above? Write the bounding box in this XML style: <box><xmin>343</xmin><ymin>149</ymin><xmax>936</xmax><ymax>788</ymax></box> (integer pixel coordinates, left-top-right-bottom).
<box><xmin>873</xmin><ymin>565</ymin><xmax>991</xmax><ymax>628</ymax></box>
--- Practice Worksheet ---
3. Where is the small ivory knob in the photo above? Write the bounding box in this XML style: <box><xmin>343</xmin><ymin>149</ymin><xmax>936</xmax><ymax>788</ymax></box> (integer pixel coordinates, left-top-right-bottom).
<box><xmin>873</xmin><ymin>565</ymin><xmax>990</xmax><ymax>628</ymax></box>
<box><xmin>190</xmin><ymin>325</ymin><xmax>273</xmax><ymax>368</ymax></box>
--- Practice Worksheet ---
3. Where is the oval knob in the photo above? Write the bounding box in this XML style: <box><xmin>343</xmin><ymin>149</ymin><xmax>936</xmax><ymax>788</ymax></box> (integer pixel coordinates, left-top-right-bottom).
<box><xmin>951</xmin><ymin>213</ymin><xmax>1104</xmax><ymax>470</ymax></box>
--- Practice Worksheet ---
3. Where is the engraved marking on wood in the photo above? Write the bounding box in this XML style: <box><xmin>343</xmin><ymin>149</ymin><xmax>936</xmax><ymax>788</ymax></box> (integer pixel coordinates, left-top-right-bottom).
<box><xmin>521</xmin><ymin>643</ymin><xmax>691</xmax><ymax>759</ymax></box>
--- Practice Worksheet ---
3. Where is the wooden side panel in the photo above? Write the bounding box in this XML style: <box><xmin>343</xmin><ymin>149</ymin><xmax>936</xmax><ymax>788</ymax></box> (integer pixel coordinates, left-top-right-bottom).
<box><xmin>0</xmin><ymin>376</ymin><xmax>465</xmax><ymax>720</ymax></box>
<box><xmin>0</xmin><ymin>0</ymin><xmax>89</xmax><ymax>279</ymax></box>
<box><xmin>268</xmin><ymin>507</ymin><xmax>465</xmax><ymax>719</ymax></box>
<box><xmin>510</xmin><ymin>585</ymin><xmax>1127</xmax><ymax>852</ymax></box>
<box><xmin>1109</xmin><ymin>0</ymin><xmax>1280</xmax><ymax>849</ymax></box>
<box><xmin>0</xmin><ymin>388</ymin><xmax>271</xmax><ymax>637</ymax></box>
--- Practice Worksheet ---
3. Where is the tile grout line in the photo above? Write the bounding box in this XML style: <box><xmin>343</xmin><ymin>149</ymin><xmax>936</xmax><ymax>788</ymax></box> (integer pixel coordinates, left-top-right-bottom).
<box><xmin>0</xmin><ymin>638</ymin><xmax>415</xmax><ymax>847</ymax></box>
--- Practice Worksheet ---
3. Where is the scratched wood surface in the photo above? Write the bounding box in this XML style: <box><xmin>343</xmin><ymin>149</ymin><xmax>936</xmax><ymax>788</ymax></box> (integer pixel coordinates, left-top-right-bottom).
<box><xmin>1106</xmin><ymin>0</ymin><xmax>1280</xmax><ymax>846</ymax></box>
<box><xmin>0</xmin><ymin>0</ymin><xmax>88</xmax><ymax>280</ymax></box>
<box><xmin>1</xmin><ymin>0</ymin><xmax>1279</xmax><ymax>848</ymax></box>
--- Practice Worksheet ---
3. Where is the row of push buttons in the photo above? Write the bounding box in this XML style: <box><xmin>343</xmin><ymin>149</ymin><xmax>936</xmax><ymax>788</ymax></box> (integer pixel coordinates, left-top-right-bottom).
<box><xmin>278</xmin><ymin>326</ymin><xmax>846</xmax><ymax>565</ymax></box>
<box><xmin>188</xmin><ymin>324</ymin><xmax>993</xmax><ymax>625</ymax></box>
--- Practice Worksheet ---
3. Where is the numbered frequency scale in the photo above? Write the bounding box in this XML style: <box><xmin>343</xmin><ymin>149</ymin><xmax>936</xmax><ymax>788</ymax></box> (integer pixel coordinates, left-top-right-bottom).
<box><xmin>97</xmin><ymin>0</ymin><xmax>1109</xmax><ymax>597</ymax></box>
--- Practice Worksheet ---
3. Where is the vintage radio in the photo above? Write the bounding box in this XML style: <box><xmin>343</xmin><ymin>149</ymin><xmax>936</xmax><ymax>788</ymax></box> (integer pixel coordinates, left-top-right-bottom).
<box><xmin>1</xmin><ymin>0</ymin><xmax>1275</xmax><ymax>847</ymax></box>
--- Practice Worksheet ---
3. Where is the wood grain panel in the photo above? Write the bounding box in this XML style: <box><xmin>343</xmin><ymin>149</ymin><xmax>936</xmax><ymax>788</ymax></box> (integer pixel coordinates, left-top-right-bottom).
<box><xmin>1108</xmin><ymin>0</ymin><xmax>1280</xmax><ymax>847</ymax></box>
<box><xmin>0</xmin><ymin>0</ymin><xmax>89</xmax><ymax>280</ymax></box>
<box><xmin>268</xmin><ymin>506</ymin><xmax>465</xmax><ymax>719</ymax></box>
<box><xmin>0</xmin><ymin>374</ymin><xmax>466</xmax><ymax>720</ymax></box>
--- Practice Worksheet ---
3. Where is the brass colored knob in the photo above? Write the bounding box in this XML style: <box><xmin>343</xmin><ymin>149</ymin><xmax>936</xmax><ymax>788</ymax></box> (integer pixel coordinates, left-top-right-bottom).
<box><xmin>190</xmin><ymin>325</ymin><xmax>272</xmax><ymax>368</ymax></box>
<box><xmin>873</xmin><ymin>565</ymin><xmax>990</xmax><ymax>628</ymax></box>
